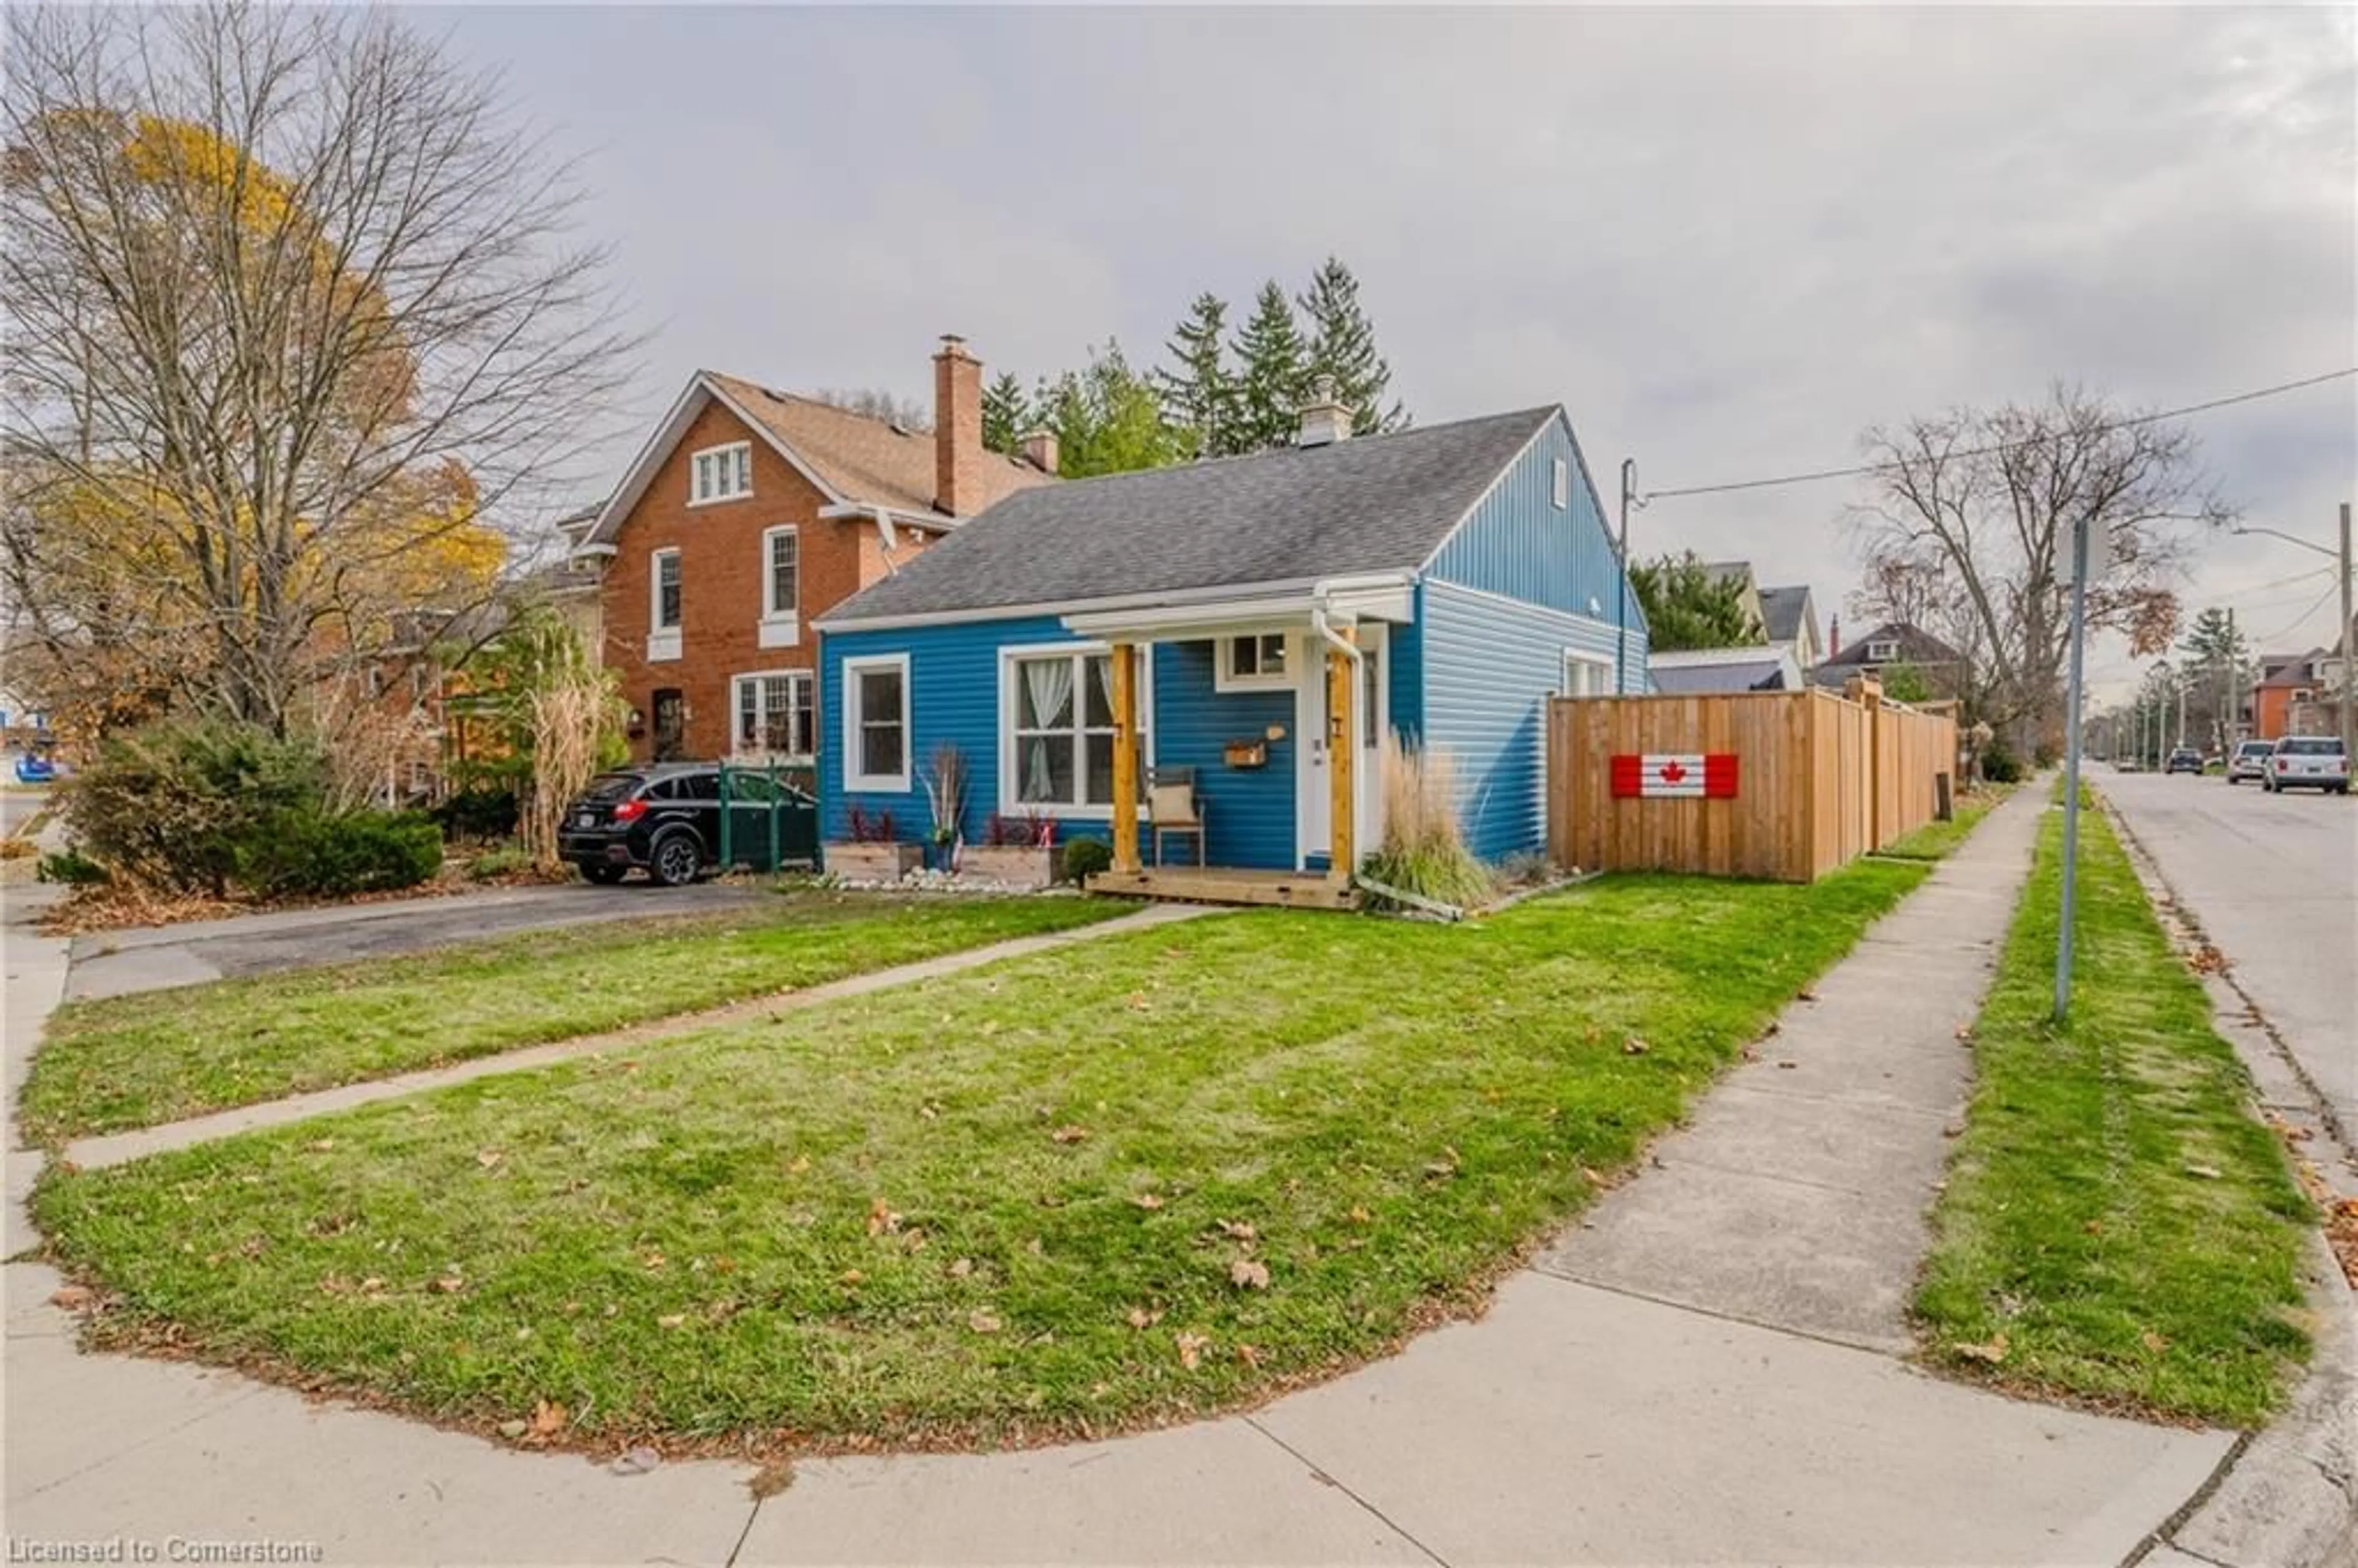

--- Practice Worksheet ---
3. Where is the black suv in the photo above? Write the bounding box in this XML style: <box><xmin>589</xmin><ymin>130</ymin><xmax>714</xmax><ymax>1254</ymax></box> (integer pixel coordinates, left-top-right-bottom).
<box><xmin>559</xmin><ymin>763</ymin><xmax>817</xmax><ymax>886</ymax></box>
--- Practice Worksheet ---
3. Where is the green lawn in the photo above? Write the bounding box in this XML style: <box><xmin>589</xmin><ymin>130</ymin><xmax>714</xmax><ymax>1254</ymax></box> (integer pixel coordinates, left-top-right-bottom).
<box><xmin>1914</xmin><ymin>794</ymin><xmax>2312</xmax><ymax>1427</ymax></box>
<box><xmin>37</xmin><ymin>858</ymin><xmax>1926</xmax><ymax>1451</ymax></box>
<box><xmin>19</xmin><ymin>895</ymin><xmax>1124</xmax><ymax>1146</ymax></box>
<box><xmin>1879</xmin><ymin>783</ymin><xmax>2018</xmax><ymax>862</ymax></box>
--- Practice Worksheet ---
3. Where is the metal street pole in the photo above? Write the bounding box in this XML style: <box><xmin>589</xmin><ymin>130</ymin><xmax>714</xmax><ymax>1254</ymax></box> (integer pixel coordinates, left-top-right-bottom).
<box><xmin>2055</xmin><ymin>514</ymin><xmax>2092</xmax><ymax>1020</ymax></box>
<box><xmin>2340</xmin><ymin>502</ymin><xmax>2353</xmax><ymax>758</ymax></box>
<box><xmin>2176</xmin><ymin>677</ymin><xmax>2187</xmax><ymax>751</ymax></box>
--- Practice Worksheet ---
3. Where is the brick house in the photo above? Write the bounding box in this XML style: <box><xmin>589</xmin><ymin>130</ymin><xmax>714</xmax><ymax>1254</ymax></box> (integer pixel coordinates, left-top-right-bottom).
<box><xmin>570</xmin><ymin>337</ymin><xmax>1054</xmax><ymax>766</ymax></box>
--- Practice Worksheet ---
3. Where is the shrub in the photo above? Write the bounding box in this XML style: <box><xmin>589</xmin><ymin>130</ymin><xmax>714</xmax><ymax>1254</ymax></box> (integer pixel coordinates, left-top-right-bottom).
<box><xmin>1059</xmin><ymin>838</ymin><xmax>1113</xmax><ymax>883</ymax></box>
<box><xmin>465</xmin><ymin>844</ymin><xmax>533</xmax><ymax>881</ymax></box>
<box><xmin>1358</xmin><ymin>735</ymin><xmax>1494</xmax><ymax>911</ymax></box>
<box><xmin>36</xmin><ymin>848</ymin><xmax>108</xmax><ymax>885</ymax></box>
<box><xmin>845</xmin><ymin>804</ymin><xmax>899</xmax><ymax>844</ymax></box>
<box><xmin>238</xmin><ymin>810</ymin><xmax>443</xmax><ymax>898</ymax></box>
<box><xmin>983</xmin><ymin>810</ymin><xmax>1049</xmax><ymax>847</ymax></box>
<box><xmin>64</xmin><ymin>716</ymin><xmax>327</xmax><ymax>896</ymax></box>
<box><xmin>433</xmin><ymin>788</ymin><xmax>519</xmax><ymax>842</ymax></box>
<box><xmin>1979</xmin><ymin>740</ymin><xmax>2025</xmax><ymax>784</ymax></box>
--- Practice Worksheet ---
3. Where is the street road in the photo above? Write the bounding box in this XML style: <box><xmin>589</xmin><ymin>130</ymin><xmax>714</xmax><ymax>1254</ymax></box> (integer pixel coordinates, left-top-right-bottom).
<box><xmin>0</xmin><ymin>789</ymin><xmax>49</xmax><ymax>838</ymax></box>
<box><xmin>2101</xmin><ymin>767</ymin><xmax>2357</xmax><ymax>1135</ymax></box>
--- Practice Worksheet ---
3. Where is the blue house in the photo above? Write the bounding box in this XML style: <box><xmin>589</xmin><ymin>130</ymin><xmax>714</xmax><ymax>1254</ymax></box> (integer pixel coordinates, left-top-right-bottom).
<box><xmin>815</xmin><ymin>390</ymin><xmax>1647</xmax><ymax>897</ymax></box>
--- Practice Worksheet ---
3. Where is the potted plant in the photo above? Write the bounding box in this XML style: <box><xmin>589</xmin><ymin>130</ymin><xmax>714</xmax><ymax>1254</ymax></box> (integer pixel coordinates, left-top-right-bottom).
<box><xmin>827</xmin><ymin>804</ymin><xmax>922</xmax><ymax>882</ymax></box>
<box><xmin>920</xmin><ymin>742</ymin><xmax>968</xmax><ymax>872</ymax></box>
<box><xmin>961</xmin><ymin>810</ymin><xmax>1057</xmax><ymax>889</ymax></box>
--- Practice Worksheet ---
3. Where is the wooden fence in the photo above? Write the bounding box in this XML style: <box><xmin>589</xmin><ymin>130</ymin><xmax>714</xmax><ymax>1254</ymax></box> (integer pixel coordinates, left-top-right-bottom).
<box><xmin>1545</xmin><ymin>686</ymin><xmax>1958</xmax><ymax>882</ymax></box>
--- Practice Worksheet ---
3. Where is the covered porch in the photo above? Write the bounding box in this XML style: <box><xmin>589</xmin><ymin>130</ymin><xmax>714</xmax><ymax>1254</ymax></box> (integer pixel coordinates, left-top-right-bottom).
<box><xmin>1067</xmin><ymin>576</ymin><xmax>1409</xmax><ymax>908</ymax></box>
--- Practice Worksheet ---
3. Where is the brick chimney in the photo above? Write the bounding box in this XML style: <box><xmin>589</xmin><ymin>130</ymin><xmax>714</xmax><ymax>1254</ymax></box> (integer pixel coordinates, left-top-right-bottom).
<box><xmin>1827</xmin><ymin>614</ymin><xmax>1841</xmax><ymax>656</ymax></box>
<box><xmin>933</xmin><ymin>334</ymin><xmax>984</xmax><ymax>516</ymax></box>
<box><xmin>1018</xmin><ymin>428</ymin><xmax>1059</xmax><ymax>475</ymax></box>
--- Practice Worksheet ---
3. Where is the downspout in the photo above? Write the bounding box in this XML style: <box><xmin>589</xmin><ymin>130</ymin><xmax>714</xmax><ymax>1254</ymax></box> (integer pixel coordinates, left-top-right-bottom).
<box><xmin>871</xmin><ymin>506</ymin><xmax>900</xmax><ymax>575</ymax></box>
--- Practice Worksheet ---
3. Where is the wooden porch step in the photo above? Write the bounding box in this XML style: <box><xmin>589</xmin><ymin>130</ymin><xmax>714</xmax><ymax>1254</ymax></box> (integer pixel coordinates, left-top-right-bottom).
<box><xmin>1085</xmin><ymin>867</ymin><xmax>1361</xmax><ymax>911</ymax></box>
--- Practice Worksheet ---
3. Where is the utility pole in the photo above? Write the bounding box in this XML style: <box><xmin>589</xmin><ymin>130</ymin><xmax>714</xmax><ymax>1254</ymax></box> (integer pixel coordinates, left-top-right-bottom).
<box><xmin>2176</xmin><ymin>677</ymin><xmax>2187</xmax><ymax>751</ymax></box>
<box><xmin>2340</xmin><ymin>502</ymin><xmax>2353</xmax><ymax>759</ymax></box>
<box><xmin>1615</xmin><ymin>459</ymin><xmax>1636</xmax><ymax>694</ymax></box>
<box><xmin>2055</xmin><ymin>513</ymin><xmax>2092</xmax><ymax>1020</ymax></box>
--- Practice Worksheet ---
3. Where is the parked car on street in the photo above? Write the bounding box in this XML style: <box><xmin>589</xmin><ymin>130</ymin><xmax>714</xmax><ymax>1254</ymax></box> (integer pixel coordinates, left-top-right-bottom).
<box><xmin>558</xmin><ymin>763</ymin><xmax>818</xmax><ymax>886</ymax></box>
<box><xmin>2260</xmin><ymin>735</ymin><xmax>2350</xmax><ymax>795</ymax></box>
<box><xmin>2226</xmin><ymin>739</ymin><xmax>2276</xmax><ymax>785</ymax></box>
<box><xmin>2165</xmin><ymin>746</ymin><xmax>2203</xmax><ymax>775</ymax></box>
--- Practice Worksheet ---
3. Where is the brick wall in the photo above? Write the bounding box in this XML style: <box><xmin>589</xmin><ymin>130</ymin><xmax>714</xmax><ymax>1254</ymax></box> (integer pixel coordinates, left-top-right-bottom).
<box><xmin>601</xmin><ymin>401</ymin><xmax>926</xmax><ymax>763</ymax></box>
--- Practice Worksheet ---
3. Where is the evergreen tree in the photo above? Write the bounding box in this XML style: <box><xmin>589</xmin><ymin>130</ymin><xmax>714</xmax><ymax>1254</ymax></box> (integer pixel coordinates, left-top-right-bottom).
<box><xmin>1230</xmin><ymin>280</ymin><xmax>1309</xmax><ymax>452</ymax></box>
<box><xmin>981</xmin><ymin>371</ymin><xmax>1030</xmax><ymax>456</ymax></box>
<box><xmin>1153</xmin><ymin>293</ymin><xmax>1237</xmax><ymax>460</ymax></box>
<box><xmin>1298</xmin><ymin>257</ymin><xmax>1405</xmax><ymax>434</ymax></box>
<box><xmin>2177</xmin><ymin>605</ymin><xmax>2252</xmax><ymax>751</ymax></box>
<box><xmin>1034</xmin><ymin>341</ymin><xmax>1181</xmax><ymax>479</ymax></box>
<box><xmin>1628</xmin><ymin>552</ymin><xmax>1763</xmax><ymax>650</ymax></box>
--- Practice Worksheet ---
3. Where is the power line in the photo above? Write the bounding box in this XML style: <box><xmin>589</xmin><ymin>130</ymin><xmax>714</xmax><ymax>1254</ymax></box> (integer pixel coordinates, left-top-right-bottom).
<box><xmin>1644</xmin><ymin>367</ymin><xmax>2358</xmax><ymax>502</ymax></box>
<box><xmin>2249</xmin><ymin>580</ymin><xmax>2343</xmax><ymax>645</ymax></box>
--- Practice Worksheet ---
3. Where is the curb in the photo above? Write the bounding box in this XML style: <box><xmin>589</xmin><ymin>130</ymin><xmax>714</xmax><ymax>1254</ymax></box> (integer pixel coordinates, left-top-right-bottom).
<box><xmin>2101</xmin><ymin>787</ymin><xmax>2358</xmax><ymax>1568</ymax></box>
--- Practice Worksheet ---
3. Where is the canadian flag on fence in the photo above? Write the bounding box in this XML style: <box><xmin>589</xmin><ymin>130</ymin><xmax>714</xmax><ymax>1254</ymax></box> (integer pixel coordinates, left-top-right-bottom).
<box><xmin>1609</xmin><ymin>753</ymin><xmax>1740</xmax><ymax>799</ymax></box>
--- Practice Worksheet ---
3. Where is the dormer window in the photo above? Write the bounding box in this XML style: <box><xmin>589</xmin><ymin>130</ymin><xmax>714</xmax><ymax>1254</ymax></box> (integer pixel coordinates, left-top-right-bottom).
<box><xmin>690</xmin><ymin>441</ymin><xmax>752</xmax><ymax>505</ymax></box>
<box><xmin>1866</xmin><ymin>638</ymin><xmax>1899</xmax><ymax>662</ymax></box>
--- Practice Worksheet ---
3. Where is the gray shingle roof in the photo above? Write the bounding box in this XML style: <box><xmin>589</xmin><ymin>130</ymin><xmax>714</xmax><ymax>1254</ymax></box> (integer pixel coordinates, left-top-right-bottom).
<box><xmin>823</xmin><ymin>407</ymin><xmax>1557</xmax><ymax>624</ymax></box>
<box><xmin>1757</xmin><ymin>585</ymin><xmax>1813</xmax><ymax>645</ymax></box>
<box><xmin>1652</xmin><ymin>659</ymin><xmax>1790</xmax><ymax>694</ymax></box>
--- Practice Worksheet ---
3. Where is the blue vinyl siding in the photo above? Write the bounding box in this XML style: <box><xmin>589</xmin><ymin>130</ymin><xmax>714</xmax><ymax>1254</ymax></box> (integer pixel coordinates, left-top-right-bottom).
<box><xmin>1418</xmin><ymin>579</ymin><xmax>1635</xmax><ymax>861</ymax></box>
<box><xmin>1425</xmin><ymin>414</ymin><xmax>1648</xmax><ymax>685</ymax></box>
<box><xmin>1150</xmin><ymin>640</ymin><xmax>1296</xmax><ymax>869</ymax></box>
<box><xmin>1385</xmin><ymin>619</ymin><xmax>1424</xmax><ymax>745</ymax></box>
<box><xmin>820</xmin><ymin>619</ymin><xmax>1298</xmax><ymax>869</ymax></box>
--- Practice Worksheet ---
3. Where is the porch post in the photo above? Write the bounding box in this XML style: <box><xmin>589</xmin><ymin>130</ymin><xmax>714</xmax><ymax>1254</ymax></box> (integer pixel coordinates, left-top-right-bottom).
<box><xmin>1327</xmin><ymin>627</ymin><xmax>1356</xmax><ymax>883</ymax></box>
<box><xmin>1111</xmin><ymin>642</ymin><xmax>1140</xmax><ymax>873</ymax></box>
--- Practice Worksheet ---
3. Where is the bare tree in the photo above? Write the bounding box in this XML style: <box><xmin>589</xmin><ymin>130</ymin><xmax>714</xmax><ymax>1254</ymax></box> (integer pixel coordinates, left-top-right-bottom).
<box><xmin>1847</xmin><ymin>384</ymin><xmax>2215</xmax><ymax>749</ymax></box>
<box><xmin>814</xmin><ymin>387</ymin><xmax>930</xmax><ymax>431</ymax></box>
<box><xmin>1</xmin><ymin>3</ymin><xmax>637</xmax><ymax>739</ymax></box>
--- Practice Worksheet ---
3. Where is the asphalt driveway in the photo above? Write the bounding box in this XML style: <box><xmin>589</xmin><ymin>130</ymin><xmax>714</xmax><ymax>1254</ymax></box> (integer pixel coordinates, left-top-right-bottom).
<box><xmin>62</xmin><ymin>880</ymin><xmax>774</xmax><ymax>1001</ymax></box>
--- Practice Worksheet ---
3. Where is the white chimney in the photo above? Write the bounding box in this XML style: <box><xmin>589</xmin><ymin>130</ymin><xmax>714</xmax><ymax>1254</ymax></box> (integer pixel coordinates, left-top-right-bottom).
<box><xmin>1295</xmin><ymin>375</ymin><xmax>1354</xmax><ymax>448</ymax></box>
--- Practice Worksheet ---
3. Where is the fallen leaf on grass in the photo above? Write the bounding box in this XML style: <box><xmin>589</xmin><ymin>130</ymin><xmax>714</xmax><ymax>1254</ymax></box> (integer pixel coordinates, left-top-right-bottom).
<box><xmin>475</xmin><ymin>1149</ymin><xmax>504</xmax><ymax>1170</ymax></box>
<box><xmin>968</xmin><ymin>1310</ymin><xmax>1003</xmax><ymax>1335</ymax></box>
<box><xmin>2185</xmin><ymin>945</ymin><xmax>2227</xmax><ymax>976</ymax></box>
<box><xmin>49</xmin><ymin>1285</ymin><xmax>95</xmax><ymax>1311</ymax></box>
<box><xmin>430</xmin><ymin>1273</ymin><xmax>465</xmax><ymax>1295</ymax></box>
<box><xmin>1236</xmin><ymin>1343</ymin><xmax>1263</xmax><ymax>1368</ymax></box>
<box><xmin>1050</xmin><ymin>1125</ymin><xmax>1090</xmax><ymax>1145</ymax></box>
<box><xmin>1218</xmin><ymin>1219</ymin><xmax>1256</xmax><ymax>1241</ymax></box>
<box><xmin>1130</xmin><ymin>1193</ymin><xmax>1165</xmax><ymax>1211</ymax></box>
<box><xmin>1347</xmin><ymin>1206</ymin><xmax>1372</xmax><ymax>1225</ymax></box>
<box><xmin>2184</xmin><ymin>1163</ymin><xmax>2224</xmax><ymax>1181</ymax></box>
<box><xmin>497</xmin><ymin>1419</ymin><xmax>528</xmax><ymax>1440</ymax></box>
<box><xmin>1951</xmin><ymin>1332</ymin><xmax>2010</xmax><ymax>1365</ymax></box>
<box><xmin>1126</xmin><ymin>1306</ymin><xmax>1164</xmax><ymax>1330</ymax></box>
<box><xmin>1175</xmin><ymin>1330</ymin><xmax>1208</xmax><ymax>1370</ymax></box>
<box><xmin>947</xmin><ymin>1257</ymin><xmax>974</xmax><ymax>1279</ymax></box>
<box><xmin>530</xmin><ymin>1399</ymin><xmax>567</xmax><ymax>1438</ymax></box>
<box><xmin>866</xmin><ymin>1197</ymin><xmax>902</xmax><ymax>1235</ymax></box>
<box><xmin>1229</xmin><ymin>1259</ymin><xmax>1271</xmax><ymax>1290</ymax></box>
<box><xmin>839</xmin><ymin>1270</ymin><xmax>865</xmax><ymax>1287</ymax></box>
<box><xmin>1622</xmin><ymin>1037</ymin><xmax>1651</xmax><ymax>1055</ymax></box>
<box><xmin>658</xmin><ymin>1313</ymin><xmax>688</xmax><ymax>1330</ymax></box>
<box><xmin>1796</xmin><ymin>986</ymin><xmax>1819</xmax><ymax>1002</ymax></box>
<box><xmin>2141</xmin><ymin>1330</ymin><xmax>2170</xmax><ymax>1353</ymax></box>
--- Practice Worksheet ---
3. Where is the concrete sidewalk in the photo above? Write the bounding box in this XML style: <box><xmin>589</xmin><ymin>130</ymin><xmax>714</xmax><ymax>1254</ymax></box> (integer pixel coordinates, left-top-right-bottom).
<box><xmin>1</xmin><ymin>796</ymin><xmax>2257</xmax><ymax>1565</ymax></box>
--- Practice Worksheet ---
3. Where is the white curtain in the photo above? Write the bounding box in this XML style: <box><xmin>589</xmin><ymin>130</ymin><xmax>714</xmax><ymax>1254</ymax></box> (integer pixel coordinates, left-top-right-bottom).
<box><xmin>1023</xmin><ymin>657</ymin><xmax>1074</xmax><ymax>802</ymax></box>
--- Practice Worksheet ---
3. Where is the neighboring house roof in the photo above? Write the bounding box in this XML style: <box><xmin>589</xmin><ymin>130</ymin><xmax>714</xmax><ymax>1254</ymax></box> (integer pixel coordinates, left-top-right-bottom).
<box><xmin>1757</xmin><ymin>585</ymin><xmax>1815</xmax><ymax>649</ymax></box>
<box><xmin>1648</xmin><ymin>645</ymin><xmax>1800</xmax><ymax>694</ymax></box>
<box><xmin>1810</xmin><ymin>619</ymin><xmax>1964</xmax><ymax>685</ymax></box>
<box><xmin>822</xmin><ymin>406</ymin><xmax>1559</xmax><ymax>627</ymax></box>
<box><xmin>581</xmin><ymin>370</ymin><xmax>1052</xmax><ymax>549</ymax></box>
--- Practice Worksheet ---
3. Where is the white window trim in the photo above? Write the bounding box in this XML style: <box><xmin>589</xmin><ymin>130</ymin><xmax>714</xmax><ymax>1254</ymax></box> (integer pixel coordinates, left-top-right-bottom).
<box><xmin>730</xmin><ymin>669</ymin><xmax>816</xmax><ymax>763</ymax></box>
<box><xmin>647</xmin><ymin>547</ymin><xmax>683</xmax><ymax>662</ymax></box>
<box><xmin>1214</xmin><ymin>631</ymin><xmax>1294</xmax><ymax>693</ymax></box>
<box><xmin>688</xmin><ymin>441</ymin><xmax>753</xmax><ymax>506</ymax></box>
<box><xmin>997</xmin><ymin>640</ymin><xmax>1154</xmax><ymax>821</ymax></box>
<box><xmin>1561</xmin><ymin>646</ymin><xmax>1615</xmax><ymax>697</ymax></box>
<box><xmin>842</xmin><ymin>653</ymin><xmax>912</xmax><ymax>793</ymax></box>
<box><xmin>759</xmin><ymin>525</ymin><xmax>801</xmax><ymax>648</ymax></box>
<box><xmin>1865</xmin><ymin>639</ymin><xmax>1900</xmax><ymax>662</ymax></box>
<box><xmin>1551</xmin><ymin>457</ymin><xmax>1570</xmax><ymax>510</ymax></box>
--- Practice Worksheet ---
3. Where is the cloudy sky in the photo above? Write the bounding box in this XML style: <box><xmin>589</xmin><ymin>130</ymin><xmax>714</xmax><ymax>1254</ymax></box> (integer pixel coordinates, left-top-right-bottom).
<box><xmin>448</xmin><ymin>4</ymin><xmax>2355</xmax><ymax>699</ymax></box>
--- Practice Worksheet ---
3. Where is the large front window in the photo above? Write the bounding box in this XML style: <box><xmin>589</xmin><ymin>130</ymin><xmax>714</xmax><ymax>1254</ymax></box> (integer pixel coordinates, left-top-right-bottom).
<box><xmin>733</xmin><ymin>670</ymin><xmax>814</xmax><ymax>759</ymax></box>
<box><xmin>842</xmin><ymin>655</ymin><xmax>909</xmax><ymax>791</ymax></box>
<box><xmin>1007</xmin><ymin>647</ymin><xmax>1146</xmax><ymax>812</ymax></box>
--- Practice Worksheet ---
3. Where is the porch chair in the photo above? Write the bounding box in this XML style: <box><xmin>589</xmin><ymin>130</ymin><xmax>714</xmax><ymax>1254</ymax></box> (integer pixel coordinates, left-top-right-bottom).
<box><xmin>1147</xmin><ymin>766</ymin><xmax>1206</xmax><ymax>867</ymax></box>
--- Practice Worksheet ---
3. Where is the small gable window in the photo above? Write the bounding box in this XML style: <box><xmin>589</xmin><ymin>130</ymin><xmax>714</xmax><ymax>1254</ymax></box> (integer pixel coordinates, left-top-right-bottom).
<box><xmin>1866</xmin><ymin>638</ymin><xmax>1899</xmax><ymax>663</ymax></box>
<box><xmin>1552</xmin><ymin>458</ymin><xmax>1569</xmax><ymax>510</ymax></box>
<box><xmin>690</xmin><ymin>441</ymin><xmax>752</xmax><ymax>505</ymax></box>
<box><xmin>1218</xmin><ymin>633</ymin><xmax>1290</xmax><ymax>691</ymax></box>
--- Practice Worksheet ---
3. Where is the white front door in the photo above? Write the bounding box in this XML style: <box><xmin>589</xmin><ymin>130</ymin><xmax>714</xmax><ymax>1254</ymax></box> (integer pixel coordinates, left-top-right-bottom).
<box><xmin>1295</xmin><ymin>624</ymin><xmax>1389</xmax><ymax>870</ymax></box>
